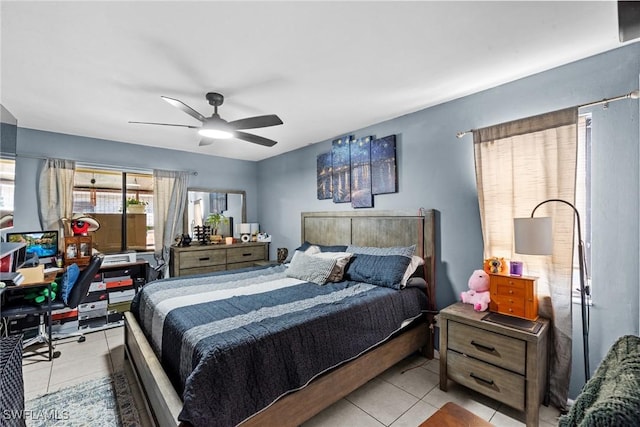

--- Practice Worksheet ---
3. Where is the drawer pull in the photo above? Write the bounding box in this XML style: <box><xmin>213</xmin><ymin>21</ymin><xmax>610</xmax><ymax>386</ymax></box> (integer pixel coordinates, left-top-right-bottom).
<box><xmin>470</xmin><ymin>340</ymin><xmax>495</xmax><ymax>352</ymax></box>
<box><xmin>199</xmin><ymin>257</ymin><xmax>210</xmax><ymax>261</ymax></box>
<box><xmin>470</xmin><ymin>372</ymin><xmax>494</xmax><ymax>386</ymax></box>
<box><xmin>242</xmin><ymin>253</ymin><xmax>252</xmax><ymax>257</ymax></box>
<box><xmin>509</xmin><ymin>289</ymin><xmax>514</xmax><ymax>294</ymax></box>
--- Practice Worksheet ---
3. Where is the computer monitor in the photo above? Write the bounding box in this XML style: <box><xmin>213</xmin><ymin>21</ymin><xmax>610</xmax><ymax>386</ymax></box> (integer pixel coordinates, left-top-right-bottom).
<box><xmin>6</xmin><ymin>230</ymin><xmax>59</xmax><ymax>265</ymax></box>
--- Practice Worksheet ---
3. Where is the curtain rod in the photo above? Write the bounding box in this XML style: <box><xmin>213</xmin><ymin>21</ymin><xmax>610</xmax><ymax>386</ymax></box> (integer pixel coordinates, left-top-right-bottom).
<box><xmin>15</xmin><ymin>152</ymin><xmax>198</xmax><ymax>176</ymax></box>
<box><xmin>455</xmin><ymin>89</ymin><xmax>639</xmax><ymax>139</ymax></box>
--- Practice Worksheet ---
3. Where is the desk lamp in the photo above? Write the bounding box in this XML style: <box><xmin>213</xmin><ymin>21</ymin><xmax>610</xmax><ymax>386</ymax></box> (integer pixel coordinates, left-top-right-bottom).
<box><xmin>514</xmin><ymin>199</ymin><xmax>590</xmax><ymax>382</ymax></box>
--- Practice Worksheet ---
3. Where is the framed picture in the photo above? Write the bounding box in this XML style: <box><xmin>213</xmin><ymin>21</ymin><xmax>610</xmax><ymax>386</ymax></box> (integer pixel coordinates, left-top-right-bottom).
<box><xmin>332</xmin><ymin>135</ymin><xmax>352</xmax><ymax>203</ymax></box>
<box><xmin>350</xmin><ymin>136</ymin><xmax>373</xmax><ymax>208</ymax></box>
<box><xmin>64</xmin><ymin>236</ymin><xmax>92</xmax><ymax>267</ymax></box>
<box><xmin>316</xmin><ymin>152</ymin><xmax>333</xmax><ymax>200</ymax></box>
<box><xmin>371</xmin><ymin>134</ymin><xmax>397</xmax><ymax>194</ymax></box>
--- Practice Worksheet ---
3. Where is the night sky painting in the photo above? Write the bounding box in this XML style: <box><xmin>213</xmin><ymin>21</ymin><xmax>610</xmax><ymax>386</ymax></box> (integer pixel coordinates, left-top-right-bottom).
<box><xmin>316</xmin><ymin>152</ymin><xmax>332</xmax><ymax>200</ymax></box>
<box><xmin>332</xmin><ymin>136</ymin><xmax>352</xmax><ymax>203</ymax></box>
<box><xmin>371</xmin><ymin>135</ymin><xmax>397</xmax><ymax>194</ymax></box>
<box><xmin>350</xmin><ymin>136</ymin><xmax>373</xmax><ymax>208</ymax></box>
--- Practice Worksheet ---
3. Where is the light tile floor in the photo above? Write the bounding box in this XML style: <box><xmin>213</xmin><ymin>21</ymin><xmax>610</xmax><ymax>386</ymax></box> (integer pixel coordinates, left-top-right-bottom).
<box><xmin>22</xmin><ymin>327</ymin><xmax>562</xmax><ymax>426</ymax></box>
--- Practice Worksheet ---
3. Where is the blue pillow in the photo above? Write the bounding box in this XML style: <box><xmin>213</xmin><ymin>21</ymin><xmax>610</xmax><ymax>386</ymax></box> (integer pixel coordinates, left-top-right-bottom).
<box><xmin>344</xmin><ymin>254</ymin><xmax>411</xmax><ymax>290</ymax></box>
<box><xmin>61</xmin><ymin>263</ymin><xmax>80</xmax><ymax>304</ymax></box>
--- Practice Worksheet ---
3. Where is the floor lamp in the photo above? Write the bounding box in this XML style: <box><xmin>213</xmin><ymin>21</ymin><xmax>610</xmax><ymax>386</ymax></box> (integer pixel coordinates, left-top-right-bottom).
<box><xmin>514</xmin><ymin>199</ymin><xmax>590</xmax><ymax>382</ymax></box>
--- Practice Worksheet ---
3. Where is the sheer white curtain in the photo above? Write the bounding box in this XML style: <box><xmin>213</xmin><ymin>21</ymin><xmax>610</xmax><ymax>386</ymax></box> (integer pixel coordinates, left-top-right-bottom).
<box><xmin>38</xmin><ymin>158</ymin><xmax>75</xmax><ymax>238</ymax></box>
<box><xmin>153</xmin><ymin>169</ymin><xmax>188</xmax><ymax>276</ymax></box>
<box><xmin>474</xmin><ymin>108</ymin><xmax>578</xmax><ymax>410</ymax></box>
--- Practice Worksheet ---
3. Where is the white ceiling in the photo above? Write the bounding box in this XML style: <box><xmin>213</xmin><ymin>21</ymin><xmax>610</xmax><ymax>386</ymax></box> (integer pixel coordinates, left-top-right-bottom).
<box><xmin>0</xmin><ymin>1</ymin><xmax>629</xmax><ymax>162</ymax></box>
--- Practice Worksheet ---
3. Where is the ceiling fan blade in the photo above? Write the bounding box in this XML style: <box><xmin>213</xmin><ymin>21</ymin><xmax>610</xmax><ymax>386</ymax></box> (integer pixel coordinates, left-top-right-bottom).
<box><xmin>129</xmin><ymin>121</ymin><xmax>198</xmax><ymax>129</ymax></box>
<box><xmin>235</xmin><ymin>131</ymin><xmax>278</xmax><ymax>147</ymax></box>
<box><xmin>161</xmin><ymin>96</ymin><xmax>206</xmax><ymax>122</ymax></box>
<box><xmin>199</xmin><ymin>139</ymin><xmax>214</xmax><ymax>146</ymax></box>
<box><xmin>227</xmin><ymin>115</ymin><xmax>283</xmax><ymax>130</ymax></box>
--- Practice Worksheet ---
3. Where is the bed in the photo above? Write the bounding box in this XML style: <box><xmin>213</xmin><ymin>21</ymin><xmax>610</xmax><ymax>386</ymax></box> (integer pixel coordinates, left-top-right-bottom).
<box><xmin>124</xmin><ymin>209</ymin><xmax>437</xmax><ymax>427</ymax></box>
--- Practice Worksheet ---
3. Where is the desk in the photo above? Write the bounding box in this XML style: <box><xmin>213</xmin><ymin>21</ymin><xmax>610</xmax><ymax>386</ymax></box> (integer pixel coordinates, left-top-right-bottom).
<box><xmin>0</xmin><ymin>279</ymin><xmax>57</xmax><ymax>360</ymax></box>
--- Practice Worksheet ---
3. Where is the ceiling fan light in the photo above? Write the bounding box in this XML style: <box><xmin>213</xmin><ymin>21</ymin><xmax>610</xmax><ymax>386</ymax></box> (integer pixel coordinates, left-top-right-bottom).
<box><xmin>198</xmin><ymin>128</ymin><xmax>233</xmax><ymax>139</ymax></box>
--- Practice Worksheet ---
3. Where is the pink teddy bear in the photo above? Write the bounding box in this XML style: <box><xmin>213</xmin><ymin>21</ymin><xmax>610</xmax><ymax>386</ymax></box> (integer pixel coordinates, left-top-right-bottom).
<box><xmin>461</xmin><ymin>269</ymin><xmax>491</xmax><ymax>311</ymax></box>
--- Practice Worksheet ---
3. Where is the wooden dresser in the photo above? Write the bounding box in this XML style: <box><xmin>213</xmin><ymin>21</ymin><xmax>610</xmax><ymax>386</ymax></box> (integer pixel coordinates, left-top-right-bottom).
<box><xmin>439</xmin><ymin>303</ymin><xmax>549</xmax><ymax>427</ymax></box>
<box><xmin>489</xmin><ymin>274</ymin><xmax>538</xmax><ymax>320</ymax></box>
<box><xmin>169</xmin><ymin>242</ymin><xmax>269</xmax><ymax>277</ymax></box>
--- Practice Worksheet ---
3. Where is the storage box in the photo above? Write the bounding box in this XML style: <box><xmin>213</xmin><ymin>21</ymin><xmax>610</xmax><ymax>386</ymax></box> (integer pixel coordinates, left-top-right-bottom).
<box><xmin>107</xmin><ymin>312</ymin><xmax>124</xmax><ymax>323</ymax></box>
<box><xmin>108</xmin><ymin>289</ymin><xmax>135</xmax><ymax>304</ymax></box>
<box><xmin>83</xmin><ymin>290</ymin><xmax>108</xmax><ymax>304</ymax></box>
<box><xmin>88</xmin><ymin>281</ymin><xmax>107</xmax><ymax>293</ymax></box>
<box><xmin>105</xmin><ymin>278</ymin><xmax>134</xmax><ymax>289</ymax></box>
<box><xmin>51</xmin><ymin>308</ymin><xmax>78</xmax><ymax>322</ymax></box>
<box><xmin>107</xmin><ymin>301</ymin><xmax>131</xmax><ymax>313</ymax></box>
<box><xmin>8</xmin><ymin>314</ymin><xmax>39</xmax><ymax>334</ymax></box>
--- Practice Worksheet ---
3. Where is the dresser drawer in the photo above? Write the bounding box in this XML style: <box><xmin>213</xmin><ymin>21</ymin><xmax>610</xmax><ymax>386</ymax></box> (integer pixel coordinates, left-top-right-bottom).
<box><xmin>179</xmin><ymin>249</ymin><xmax>226</xmax><ymax>269</ymax></box>
<box><xmin>227</xmin><ymin>246</ymin><xmax>265</xmax><ymax>263</ymax></box>
<box><xmin>447</xmin><ymin>321</ymin><xmax>526</xmax><ymax>374</ymax></box>
<box><xmin>447</xmin><ymin>350</ymin><xmax>525</xmax><ymax>411</ymax></box>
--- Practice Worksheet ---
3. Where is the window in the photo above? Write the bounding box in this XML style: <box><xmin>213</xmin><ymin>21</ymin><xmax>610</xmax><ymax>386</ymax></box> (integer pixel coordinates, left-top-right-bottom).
<box><xmin>0</xmin><ymin>158</ymin><xmax>15</xmax><ymax>228</ymax></box>
<box><xmin>574</xmin><ymin>113</ymin><xmax>591</xmax><ymax>300</ymax></box>
<box><xmin>72</xmin><ymin>167</ymin><xmax>154</xmax><ymax>253</ymax></box>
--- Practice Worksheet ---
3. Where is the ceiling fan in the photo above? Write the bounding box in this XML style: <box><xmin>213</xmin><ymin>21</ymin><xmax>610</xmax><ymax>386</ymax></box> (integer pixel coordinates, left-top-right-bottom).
<box><xmin>129</xmin><ymin>92</ymin><xmax>283</xmax><ymax>147</ymax></box>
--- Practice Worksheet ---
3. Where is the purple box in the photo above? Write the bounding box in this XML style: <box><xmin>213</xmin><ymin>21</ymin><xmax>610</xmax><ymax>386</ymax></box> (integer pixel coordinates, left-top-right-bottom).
<box><xmin>510</xmin><ymin>261</ymin><xmax>523</xmax><ymax>276</ymax></box>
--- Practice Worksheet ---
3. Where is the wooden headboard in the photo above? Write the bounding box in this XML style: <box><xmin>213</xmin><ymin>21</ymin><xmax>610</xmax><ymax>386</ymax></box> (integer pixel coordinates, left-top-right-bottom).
<box><xmin>301</xmin><ymin>210</ymin><xmax>436</xmax><ymax>312</ymax></box>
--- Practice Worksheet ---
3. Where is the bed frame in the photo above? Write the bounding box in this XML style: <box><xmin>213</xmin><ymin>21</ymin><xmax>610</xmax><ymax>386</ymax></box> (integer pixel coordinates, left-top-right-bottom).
<box><xmin>124</xmin><ymin>209</ymin><xmax>436</xmax><ymax>427</ymax></box>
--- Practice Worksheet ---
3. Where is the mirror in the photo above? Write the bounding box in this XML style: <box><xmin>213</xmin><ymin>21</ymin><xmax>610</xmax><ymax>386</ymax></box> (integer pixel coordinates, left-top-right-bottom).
<box><xmin>185</xmin><ymin>188</ymin><xmax>246</xmax><ymax>240</ymax></box>
<box><xmin>0</xmin><ymin>105</ymin><xmax>17</xmax><ymax>230</ymax></box>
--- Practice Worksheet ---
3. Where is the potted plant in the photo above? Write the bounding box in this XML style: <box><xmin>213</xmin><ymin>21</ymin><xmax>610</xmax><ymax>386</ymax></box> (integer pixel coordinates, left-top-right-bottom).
<box><xmin>126</xmin><ymin>197</ymin><xmax>147</xmax><ymax>214</ymax></box>
<box><xmin>205</xmin><ymin>213</ymin><xmax>229</xmax><ymax>243</ymax></box>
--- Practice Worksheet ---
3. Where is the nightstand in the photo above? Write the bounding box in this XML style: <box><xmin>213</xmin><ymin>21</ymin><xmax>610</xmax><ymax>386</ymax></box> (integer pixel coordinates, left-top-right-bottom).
<box><xmin>439</xmin><ymin>302</ymin><xmax>549</xmax><ymax>427</ymax></box>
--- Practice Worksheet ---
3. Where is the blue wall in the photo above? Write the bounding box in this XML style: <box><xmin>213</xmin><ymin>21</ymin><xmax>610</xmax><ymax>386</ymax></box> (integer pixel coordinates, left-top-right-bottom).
<box><xmin>8</xmin><ymin>42</ymin><xmax>640</xmax><ymax>399</ymax></box>
<box><xmin>256</xmin><ymin>43</ymin><xmax>640</xmax><ymax>398</ymax></box>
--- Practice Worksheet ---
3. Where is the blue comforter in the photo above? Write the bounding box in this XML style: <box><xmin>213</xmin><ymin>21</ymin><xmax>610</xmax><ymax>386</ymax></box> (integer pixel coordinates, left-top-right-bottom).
<box><xmin>131</xmin><ymin>264</ymin><xmax>428</xmax><ymax>427</ymax></box>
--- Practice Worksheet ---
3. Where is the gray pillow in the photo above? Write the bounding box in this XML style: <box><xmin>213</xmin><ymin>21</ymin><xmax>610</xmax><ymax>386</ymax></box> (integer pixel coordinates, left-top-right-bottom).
<box><xmin>286</xmin><ymin>251</ymin><xmax>337</xmax><ymax>285</ymax></box>
<box><xmin>345</xmin><ymin>244</ymin><xmax>416</xmax><ymax>258</ymax></box>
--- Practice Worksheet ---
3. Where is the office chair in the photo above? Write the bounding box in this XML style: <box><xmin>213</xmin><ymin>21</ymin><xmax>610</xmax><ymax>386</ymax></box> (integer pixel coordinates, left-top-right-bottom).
<box><xmin>1</xmin><ymin>254</ymin><xmax>103</xmax><ymax>360</ymax></box>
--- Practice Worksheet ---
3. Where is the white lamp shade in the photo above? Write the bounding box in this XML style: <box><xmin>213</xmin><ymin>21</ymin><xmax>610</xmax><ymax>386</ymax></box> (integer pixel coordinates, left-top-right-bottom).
<box><xmin>514</xmin><ymin>217</ymin><xmax>553</xmax><ymax>255</ymax></box>
<box><xmin>239</xmin><ymin>223</ymin><xmax>251</xmax><ymax>234</ymax></box>
<box><xmin>249</xmin><ymin>223</ymin><xmax>259</xmax><ymax>234</ymax></box>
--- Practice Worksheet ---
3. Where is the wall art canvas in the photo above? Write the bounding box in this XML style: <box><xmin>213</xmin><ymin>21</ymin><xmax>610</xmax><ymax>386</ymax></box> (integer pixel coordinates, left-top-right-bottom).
<box><xmin>331</xmin><ymin>135</ymin><xmax>352</xmax><ymax>203</ymax></box>
<box><xmin>350</xmin><ymin>135</ymin><xmax>373</xmax><ymax>208</ymax></box>
<box><xmin>316</xmin><ymin>152</ymin><xmax>333</xmax><ymax>200</ymax></box>
<box><xmin>371</xmin><ymin>134</ymin><xmax>397</xmax><ymax>194</ymax></box>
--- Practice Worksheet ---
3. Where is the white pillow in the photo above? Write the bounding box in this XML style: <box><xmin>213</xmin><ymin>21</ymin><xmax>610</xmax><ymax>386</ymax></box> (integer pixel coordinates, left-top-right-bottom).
<box><xmin>401</xmin><ymin>256</ymin><xmax>425</xmax><ymax>288</ymax></box>
<box><xmin>311</xmin><ymin>252</ymin><xmax>353</xmax><ymax>282</ymax></box>
<box><xmin>302</xmin><ymin>245</ymin><xmax>321</xmax><ymax>255</ymax></box>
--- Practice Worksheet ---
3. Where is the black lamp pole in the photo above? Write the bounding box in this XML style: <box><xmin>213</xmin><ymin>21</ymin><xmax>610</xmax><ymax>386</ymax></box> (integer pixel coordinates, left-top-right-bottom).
<box><xmin>531</xmin><ymin>199</ymin><xmax>590</xmax><ymax>382</ymax></box>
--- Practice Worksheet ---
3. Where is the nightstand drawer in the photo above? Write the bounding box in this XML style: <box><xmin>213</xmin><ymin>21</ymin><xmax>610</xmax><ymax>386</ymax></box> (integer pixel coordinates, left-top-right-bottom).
<box><xmin>227</xmin><ymin>246</ymin><xmax>265</xmax><ymax>263</ymax></box>
<box><xmin>447</xmin><ymin>350</ymin><xmax>525</xmax><ymax>411</ymax></box>
<box><xmin>448</xmin><ymin>321</ymin><xmax>526</xmax><ymax>374</ymax></box>
<box><xmin>179</xmin><ymin>249</ymin><xmax>226</xmax><ymax>269</ymax></box>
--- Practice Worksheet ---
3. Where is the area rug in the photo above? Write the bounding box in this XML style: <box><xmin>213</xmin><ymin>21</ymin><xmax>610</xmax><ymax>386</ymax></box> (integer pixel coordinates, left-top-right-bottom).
<box><xmin>25</xmin><ymin>371</ymin><xmax>142</xmax><ymax>427</ymax></box>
